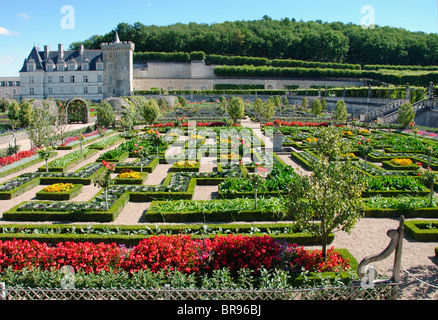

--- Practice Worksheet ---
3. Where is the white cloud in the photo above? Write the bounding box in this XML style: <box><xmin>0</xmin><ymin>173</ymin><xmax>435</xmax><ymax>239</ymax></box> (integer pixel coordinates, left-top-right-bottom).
<box><xmin>17</xmin><ymin>13</ymin><xmax>31</xmax><ymax>20</ymax></box>
<box><xmin>0</xmin><ymin>56</ymin><xmax>15</xmax><ymax>66</ymax></box>
<box><xmin>0</xmin><ymin>27</ymin><xmax>20</xmax><ymax>36</ymax></box>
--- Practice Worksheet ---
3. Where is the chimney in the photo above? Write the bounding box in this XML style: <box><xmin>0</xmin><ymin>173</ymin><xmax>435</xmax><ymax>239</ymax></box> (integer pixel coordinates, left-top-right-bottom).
<box><xmin>79</xmin><ymin>44</ymin><xmax>84</xmax><ymax>56</ymax></box>
<box><xmin>58</xmin><ymin>44</ymin><xmax>64</xmax><ymax>60</ymax></box>
<box><xmin>44</xmin><ymin>45</ymin><xmax>50</xmax><ymax>60</ymax></box>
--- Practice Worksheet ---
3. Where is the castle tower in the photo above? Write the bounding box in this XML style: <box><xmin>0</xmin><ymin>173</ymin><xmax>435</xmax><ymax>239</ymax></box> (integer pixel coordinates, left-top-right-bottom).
<box><xmin>101</xmin><ymin>32</ymin><xmax>135</xmax><ymax>98</ymax></box>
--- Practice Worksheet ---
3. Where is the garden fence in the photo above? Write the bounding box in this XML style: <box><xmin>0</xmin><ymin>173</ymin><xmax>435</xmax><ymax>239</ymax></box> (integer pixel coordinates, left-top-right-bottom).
<box><xmin>0</xmin><ymin>281</ymin><xmax>399</xmax><ymax>301</ymax></box>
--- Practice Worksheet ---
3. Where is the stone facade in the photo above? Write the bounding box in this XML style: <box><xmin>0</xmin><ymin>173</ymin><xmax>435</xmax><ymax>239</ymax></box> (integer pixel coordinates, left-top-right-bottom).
<box><xmin>0</xmin><ymin>77</ymin><xmax>20</xmax><ymax>99</ymax></box>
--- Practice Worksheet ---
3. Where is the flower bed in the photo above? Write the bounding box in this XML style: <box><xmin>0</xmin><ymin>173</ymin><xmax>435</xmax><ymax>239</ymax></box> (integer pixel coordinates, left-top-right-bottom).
<box><xmin>170</xmin><ymin>160</ymin><xmax>200</xmax><ymax>172</ymax></box>
<box><xmin>363</xmin><ymin>175</ymin><xmax>430</xmax><ymax>198</ymax></box>
<box><xmin>0</xmin><ymin>149</ymin><xmax>36</xmax><ymax>168</ymax></box>
<box><xmin>0</xmin><ymin>235</ymin><xmax>351</xmax><ymax>277</ymax></box>
<box><xmin>3</xmin><ymin>173</ymin><xmax>196</xmax><ymax>222</ymax></box>
<box><xmin>39</xmin><ymin>148</ymin><xmax>98</xmax><ymax>172</ymax></box>
<box><xmin>145</xmin><ymin>197</ymin><xmax>288</xmax><ymax>222</ymax></box>
<box><xmin>381</xmin><ymin>158</ymin><xmax>421</xmax><ymax>171</ymax></box>
<box><xmin>0</xmin><ymin>222</ymin><xmax>331</xmax><ymax>246</ymax></box>
<box><xmin>113</xmin><ymin>169</ymin><xmax>148</xmax><ymax>185</ymax></box>
<box><xmin>36</xmin><ymin>183</ymin><xmax>83</xmax><ymax>200</ymax></box>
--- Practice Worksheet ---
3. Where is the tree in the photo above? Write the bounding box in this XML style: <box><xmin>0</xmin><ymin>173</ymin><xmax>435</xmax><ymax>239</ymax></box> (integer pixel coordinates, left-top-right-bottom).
<box><xmin>261</xmin><ymin>99</ymin><xmax>276</xmax><ymax>125</ymax></box>
<box><xmin>321</xmin><ymin>98</ymin><xmax>327</xmax><ymax>112</ymax></box>
<box><xmin>301</xmin><ymin>97</ymin><xmax>309</xmax><ymax>109</ymax></box>
<box><xmin>311</xmin><ymin>127</ymin><xmax>352</xmax><ymax>162</ymax></box>
<box><xmin>286</xmin><ymin>155</ymin><xmax>365</xmax><ymax>261</ymax></box>
<box><xmin>27</xmin><ymin>106</ymin><xmax>56</xmax><ymax>149</ymax></box>
<box><xmin>227</xmin><ymin>97</ymin><xmax>245</xmax><ymax>125</ymax></box>
<box><xmin>398</xmin><ymin>102</ymin><xmax>415</xmax><ymax>128</ymax></box>
<box><xmin>56</xmin><ymin>100</ymin><xmax>68</xmax><ymax>145</ymax></box>
<box><xmin>141</xmin><ymin>99</ymin><xmax>160</xmax><ymax>126</ymax></box>
<box><xmin>253</xmin><ymin>98</ymin><xmax>264</xmax><ymax>123</ymax></box>
<box><xmin>7</xmin><ymin>100</ymin><xmax>20</xmax><ymax>130</ymax></box>
<box><xmin>19</xmin><ymin>100</ymin><xmax>34</xmax><ymax>128</ymax></box>
<box><xmin>311</xmin><ymin>98</ymin><xmax>323</xmax><ymax>116</ymax></box>
<box><xmin>334</xmin><ymin>99</ymin><xmax>348</xmax><ymax>124</ymax></box>
<box><xmin>96</xmin><ymin>101</ymin><xmax>115</xmax><ymax>129</ymax></box>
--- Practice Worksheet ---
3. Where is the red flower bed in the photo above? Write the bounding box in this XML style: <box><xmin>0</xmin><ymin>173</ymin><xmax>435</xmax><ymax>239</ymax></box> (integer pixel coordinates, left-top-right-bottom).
<box><xmin>0</xmin><ymin>236</ymin><xmax>350</xmax><ymax>275</ymax></box>
<box><xmin>60</xmin><ymin>131</ymin><xmax>99</xmax><ymax>147</ymax></box>
<box><xmin>264</xmin><ymin>120</ymin><xmax>329</xmax><ymax>127</ymax></box>
<box><xmin>149</xmin><ymin>122</ymin><xmax>240</xmax><ymax>128</ymax></box>
<box><xmin>0</xmin><ymin>149</ymin><xmax>36</xmax><ymax>168</ymax></box>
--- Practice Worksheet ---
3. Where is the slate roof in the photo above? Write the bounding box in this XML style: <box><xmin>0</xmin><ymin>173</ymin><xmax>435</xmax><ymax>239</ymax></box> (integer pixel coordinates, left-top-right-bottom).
<box><xmin>20</xmin><ymin>45</ymin><xmax>103</xmax><ymax>72</ymax></box>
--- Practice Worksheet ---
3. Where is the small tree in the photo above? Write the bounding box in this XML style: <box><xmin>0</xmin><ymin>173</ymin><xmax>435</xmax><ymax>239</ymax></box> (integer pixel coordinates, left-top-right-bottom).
<box><xmin>133</xmin><ymin>143</ymin><xmax>148</xmax><ymax>174</ymax></box>
<box><xmin>178</xmin><ymin>96</ymin><xmax>188</xmax><ymax>107</ymax></box>
<box><xmin>227</xmin><ymin>97</ymin><xmax>245</xmax><ymax>125</ymax></box>
<box><xmin>398</xmin><ymin>102</ymin><xmax>415</xmax><ymax>128</ymax></box>
<box><xmin>37</xmin><ymin>146</ymin><xmax>53</xmax><ymax>173</ymax></box>
<box><xmin>141</xmin><ymin>99</ymin><xmax>160</xmax><ymax>126</ymax></box>
<box><xmin>219</xmin><ymin>96</ymin><xmax>228</xmax><ymax>117</ymax></box>
<box><xmin>19</xmin><ymin>100</ymin><xmax>34</xmax><ymax>128</ymax></box>
<box><xmin>249</xmin><ymin>165</ymin><xmax>269</xmax><ymax>210</ymax></box>
<box><xmin>261</xmin><ymin>99</ymin><xmax>276</xmax><ymax>125</ymax></box>
<box><xmin>357</xmin><ymin>138</ymin><xmax>374</xmax><ymax>173</ymax></box>
<box><xmin>301</xmin><ymin>97</ymin><xmax>309</xmax><ymax>109</ymax></box>
<box><xmin>334</xmin><ymin>100</ymin><xmax>348</xmax><ymax>124</ymax></box>
<box><xmin>286</xmin><ymin>157</ymin><xmax>365</xmax><ymax>261</ymax></box>
<box><xmin>420</xmin><ymin>167</ymin><xmax>438</xmax><ymax>207</ymax></box>
<box><xmin>253</xmin><ymin>98</ymin><xmax>264</xmax><ymax>123</ymax></box>
<box><xmin>7</xmin><ymin>100</ymin><xmax>20</xmax><ymax>130</ymax></box>
<box><xmin>27</xmin><ymin>106</ymin><xmax>55</xmax><ymax>149</ymax></box>
<box><xmin>96</xmin><ymin>101</ymin><xmax>115</xmax><ymax>129</ymax></box>
<box><xmin>321</xmin><ymin>98</ymin><xmax>328</xmax><ymax>112</ymax></box>
<box><xmin>311</xmin><ymin>98</ymin><xmax>323</xmax><ymax>116</ymax></box>
<box><xmin>94</xmin><ymin>160</ymin><xmax>115</xmax><ymax>211</ymax></box>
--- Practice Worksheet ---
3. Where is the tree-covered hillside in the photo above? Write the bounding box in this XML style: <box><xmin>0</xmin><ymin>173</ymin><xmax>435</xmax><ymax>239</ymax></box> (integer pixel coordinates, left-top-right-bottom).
<box><xmin>70</xmin><ymin>17</ymin><xmax>438</xmax><ymax>66</ymax></box>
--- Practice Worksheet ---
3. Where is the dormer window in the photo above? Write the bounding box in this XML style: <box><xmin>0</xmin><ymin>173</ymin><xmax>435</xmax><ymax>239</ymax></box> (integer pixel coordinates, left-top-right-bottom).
<box><xmin>96</xmin><ymin>62</ymin><xmax>103</xmax><ymax>71</ymax></box>
<box><xmin>27</xmin><ymin>58</ymin><xmax>35</xmax><ymax>72</ymax></box>
<box><xmin>82</xmin><ymin>63</ymin><xmax>89</xmax><ymax>71</ymax></box>
<box><xmin>68</xmin><ymin>60</ymin><xmax>77</xmax><ymax>71</ymax></box>
<box><xmin>46</xmin><ymin>60</ymin><xmax>55</xmax><ymax>72</ymax></box>
<box><xmin>57</xmin><ymin>62</ymin><xmax>65</xmax><ymax>71</ymax></box>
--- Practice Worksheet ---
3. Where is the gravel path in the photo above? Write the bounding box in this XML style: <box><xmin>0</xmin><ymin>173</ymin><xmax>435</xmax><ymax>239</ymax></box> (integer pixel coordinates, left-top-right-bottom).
<box><xmin>0</xmin><ymin>121</ymin><xmax>436</xmax><ymax>300</ymax></box>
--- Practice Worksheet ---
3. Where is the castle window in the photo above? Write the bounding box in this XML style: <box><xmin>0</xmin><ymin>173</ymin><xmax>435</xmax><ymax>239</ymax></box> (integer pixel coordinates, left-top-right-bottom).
<box><xmin>83</xmin><ymin>75</ymin><xmax>88</xmax><ymax>83</ymax></box>
<box><xmin>59</xmin><ymin>76</ymin><xmax>64</xmax><ymax>83</ymax></box>
<box><xmin>98</xmin><ymin>75</ymin><xmax>102</xmax><ymax>82</ymax></box>
<box><xmin>46</xmin><ymin>64</ymin><xmax>53</xmax><ymax>72</ymax></box>
<box><xmin>48</xmin><ymin>87</ymin><xmax>53</xmax><ymax>95</ymax></box>
<box><xmin>29</xmin><ymin>88</ymin><xmax>34</xmax><ymax>95</ymax></box>
<box><xmin>29</xmin><ymin>76</ymin><xmax>34</xmax><ymax>84</ymax></box>
<box><xmin>58</xmin><ymin>65</ymin><xmax>65</xmax><ymax>71</ymax></box>
<box><xmin>97</xmin><ymin>63</ymin><xmax>103</xmax><ymax>70</ymax></box>
<box><xmin>82</xmin><ymin>63</ymin><xmax>89</xmax><ymax>71</ymax></box>
<box><xmin>84</xmin><ymin>87</ymin><xmax>88</xmax><ymax>94</ymax></box>
<box><xmin>48</xmin><ymin>76</ymin><xmax>53</xmax><ymax>84</ymax></box>
<box><xmin>98</xmin><ymin>87</ymin><xmax>102</xmax><ymax>94</ymax></box>
<box><xmin>70</xmin><ymin>76</ymin><xmax>75</xmax><ymax>83</ymax></box>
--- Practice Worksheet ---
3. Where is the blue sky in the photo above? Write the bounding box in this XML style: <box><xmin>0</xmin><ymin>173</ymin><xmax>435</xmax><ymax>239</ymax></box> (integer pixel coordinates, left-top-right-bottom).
<box><xmin>0</xmin><ymin>0</ymin><xmax>437</xmax><ymax>76</ymax></box>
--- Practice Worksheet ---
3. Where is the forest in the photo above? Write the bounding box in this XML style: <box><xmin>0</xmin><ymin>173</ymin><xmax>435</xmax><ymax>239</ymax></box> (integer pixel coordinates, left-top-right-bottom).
<box><xmin>69</xmin><ymin>17</ymin><xmax>438</xmax><ymax>67</ymax></box>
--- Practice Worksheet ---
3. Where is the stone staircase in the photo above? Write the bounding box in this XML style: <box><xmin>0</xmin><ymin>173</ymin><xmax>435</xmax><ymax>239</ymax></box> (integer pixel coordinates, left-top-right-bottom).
<box><xmin>378</xmin><ymin>99</ymin><xmax>438</xmax><ymax>124</ymax></box>
<box><xmin>359</xmin><ymin>99</ymin><xmax>409</xmax><ymax>123</ymax></box>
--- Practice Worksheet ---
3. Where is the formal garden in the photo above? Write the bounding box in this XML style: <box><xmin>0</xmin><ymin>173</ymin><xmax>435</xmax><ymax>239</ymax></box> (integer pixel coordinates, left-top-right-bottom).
<box><xmin>0</xmin><ymin>95</ymin><xmax>437</xmax><ymax>300</ymax></box>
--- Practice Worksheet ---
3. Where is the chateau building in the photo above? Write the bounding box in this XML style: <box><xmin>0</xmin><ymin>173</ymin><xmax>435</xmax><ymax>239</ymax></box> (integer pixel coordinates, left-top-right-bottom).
<box><xmin>19</xmin><ymin>32</ymin><xmax>134</xmax><ymax>101</ymax></box>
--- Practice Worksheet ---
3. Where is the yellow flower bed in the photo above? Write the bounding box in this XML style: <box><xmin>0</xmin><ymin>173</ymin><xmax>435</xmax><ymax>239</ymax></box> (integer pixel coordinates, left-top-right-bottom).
<box><xmin>220</xmin><ymin>152</ymin><xmax>240</xmax><ymax>160</ymax></box>
<box><xmin>340</xmin><ymin>153</ymin><xmax>356</xmax><ymax>158</ymax></box>
<box><xmin>305</xmin><ymin>138</ymin><xmax>318</xmax><ymax>143</ymax></box>
<box><xmin>118</xmin><ymin>169</ymin><xmax>142</xmax><ymax>179</ymax></box>
<box><xmin>343</xmin><ymin>130</ymin><xmax>353</xmax><ymax>136</ymax></box>
<box><xmin>43</xmin><ymin>183</ymin><xmax>75</xmax><ymax>193</ymax></box>
<box><xmin>390</xmin><ymin>158</ymin><xmax>413</xmax><ymax>166</ymax></box>
<box><xmin>175</xmin><ymin>160</ymin><xmax>199</xmax><ymax>167</ymax></box>
<box><xmin>189</xmin><ymin>135</ymin><xmax>204</xmax><ymax>140</ymax></box>
<box><xmin>359</xmin><ymin>129</ymin><xmax>370</xmax><ymax>134</ymax></box>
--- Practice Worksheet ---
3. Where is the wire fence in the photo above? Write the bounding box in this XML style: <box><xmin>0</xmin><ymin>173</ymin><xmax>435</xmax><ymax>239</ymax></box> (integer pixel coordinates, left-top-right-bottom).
<box><xmin>0</xmin><ymin>281</ymin><xmax>399</xmax><ymax>301</ymax></box>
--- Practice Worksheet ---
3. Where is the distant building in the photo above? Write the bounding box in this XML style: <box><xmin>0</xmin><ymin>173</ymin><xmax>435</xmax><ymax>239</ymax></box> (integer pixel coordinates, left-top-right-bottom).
<box><xmin>0</xmin><ymin>77</ymin><xmax>20</xmax><ymax>99</ymax></box>
<box><xmin>19</xmin><ymin>32</ymin><xmax>134</xmax><ymax>101</ymax></box>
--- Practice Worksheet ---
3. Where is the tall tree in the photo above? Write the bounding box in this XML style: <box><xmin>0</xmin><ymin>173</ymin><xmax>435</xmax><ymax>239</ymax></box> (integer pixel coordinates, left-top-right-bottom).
<box><xmin>227</xmin><ymin>97</ymin><xmax>245</xmax><ymax>125</ymax></box>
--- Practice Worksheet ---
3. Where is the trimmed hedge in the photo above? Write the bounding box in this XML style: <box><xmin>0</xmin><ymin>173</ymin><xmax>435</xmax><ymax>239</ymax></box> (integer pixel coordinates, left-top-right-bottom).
<box><xmin>364</xmin><ymin>207</ymin><xmax>438</xmax><ymax>218</ymax></box>
<box><xmin>38</xmin><ymin>149</ymin><xmax>98</xmax><ymax>173</ymax></box>
<box><xmin>404</xmin><ymin>220</ymin><xmax>438</xmax><ymax>242</ymax></box>
<box><xmin>113</xmin><ymin>172</ymin><xmax>148</xmax><ymax>185</ymax></box>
